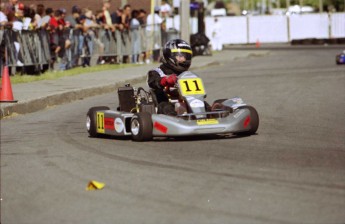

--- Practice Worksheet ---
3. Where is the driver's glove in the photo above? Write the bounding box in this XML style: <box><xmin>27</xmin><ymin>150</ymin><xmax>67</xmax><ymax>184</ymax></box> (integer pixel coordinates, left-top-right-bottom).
<box><xmin>160</xmin><ymin>74</ymin><xmax>177</xmax><ymax>87</ymax></box>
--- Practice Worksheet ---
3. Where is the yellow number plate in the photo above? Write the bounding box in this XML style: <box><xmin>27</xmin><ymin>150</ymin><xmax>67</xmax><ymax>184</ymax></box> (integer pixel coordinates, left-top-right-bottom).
<box><xmin>96</xmin><ymin>112</ymin><xmax>105</xmax><ymax>133</ymax></box>
<box><xmin>197</xmin><ymin>119</ymin><xmax>219</xmax><ymax>125</ymax></box>
<box><xmin>179</xmin><ymin>78</ymin><xmax>205</xmax><ymax>96</ymax></box>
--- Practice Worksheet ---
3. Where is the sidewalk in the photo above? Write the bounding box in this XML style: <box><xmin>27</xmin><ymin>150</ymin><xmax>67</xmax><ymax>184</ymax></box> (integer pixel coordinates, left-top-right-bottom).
<box><xmin>0</xmin><ymin>50</ymin><xmax>268</xmax><ymax>119</ymax></box>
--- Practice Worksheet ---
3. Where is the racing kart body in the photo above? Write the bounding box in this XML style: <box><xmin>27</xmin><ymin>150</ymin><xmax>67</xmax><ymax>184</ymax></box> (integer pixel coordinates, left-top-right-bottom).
<box><xmin>336</xmin><ymin>51</ymin><xmax>345</xmax><ymax>64</ymax></box>
<box><xmin>86</xmin><ymin>71</ymin><xmax>259</xmax><ymax>141</ymax></box>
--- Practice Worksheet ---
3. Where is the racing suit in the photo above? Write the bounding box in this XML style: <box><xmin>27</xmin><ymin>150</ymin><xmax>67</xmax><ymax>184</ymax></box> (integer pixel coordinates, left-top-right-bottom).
<box><xmin>147</xmin><ymin>64</ymin><xmax>182</xmax><ymax>115</ymax></box>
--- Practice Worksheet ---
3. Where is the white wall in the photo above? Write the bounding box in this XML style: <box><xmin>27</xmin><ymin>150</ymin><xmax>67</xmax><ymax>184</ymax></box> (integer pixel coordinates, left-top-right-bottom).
<box><xmin>330</xmin><ymin>13</ymin><xmax>345</xmax><ymax>38</ymax></box>
<box><xmin>248</xmin><ymin>15</ymin><xmax>289</xmax><ymax>43</ymax></box>
<box><xmin>205</xmin><ymin>17</ymin><xmax>248</xmax><ymax>44</ymax></box>
<box><xmin>200</xmin><ymin>13</ymin><xmax>345</xmax><ymax>45</ymax></box>
<box><xmin>289</xmin><ymin>14</ymin><xmax>329</xmax><ymax>40</ymax></box>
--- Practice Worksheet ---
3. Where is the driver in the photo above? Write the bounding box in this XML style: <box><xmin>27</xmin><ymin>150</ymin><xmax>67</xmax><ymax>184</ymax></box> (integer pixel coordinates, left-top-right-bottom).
<box><xmin>147</xmin><ymin>39</ymin><xmax>193</xmax><ymax>115</ymax></box>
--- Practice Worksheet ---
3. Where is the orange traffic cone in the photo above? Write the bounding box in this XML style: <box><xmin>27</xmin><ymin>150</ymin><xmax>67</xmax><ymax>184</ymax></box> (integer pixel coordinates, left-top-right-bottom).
<box><xmin>0</xmin><ymin>66</ymin><xmax>17</xmax><ymax>103</ymax></box>
<box><xmin>256</xmin><ymin>39</ymin><xmax>261</xmax><ymax>48</ymax></box>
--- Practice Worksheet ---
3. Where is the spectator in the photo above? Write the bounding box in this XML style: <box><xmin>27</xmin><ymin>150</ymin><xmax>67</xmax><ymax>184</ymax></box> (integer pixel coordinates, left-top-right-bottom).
<box><xmin>160</xmin><ymin>0</ymin><xmax>172</xmax><ymax>18</ymax></box>
<box><xmin>121</xmin><ymin>4</ymin><xmax>131</xmax><ymax>63</ymax></box>
<box><xmin>34</xmin><ymin>4</ymin><xmax>44</xmax><ymax>28</ymax></box>
<box><xmin>39</xmin><ymin>7</ymin><xmax>53</xmax><ymax>28</ymax></box>
<box><xmin>0</xmin><ymin>2</ymin><xmax>8</xmax><ymax>74</ymax></box>
<box><xmin>11</xmin><ymin>2</ymin><xmax>24</xmax><ymax>66</ymax></box>
<box><xmin>111</xmin><ymin>8</ymin><xmax>122</xmax><ymax>30</ymax></box>
<box><xmin>95</xmin><ymin>10</ymin><xmax>104</xmax><ymax>25</ymax></box>
<box><xmin>5</xmin><ymin>0</ymin><xmax>18</xmax><ymax>17</ymax></box>
<box><xmin>0</xmin><ymin>3</ymin><xmax>8</xmax><ymax>26</ymax></box>
<box><xmin>3</xmin><ymin>0</ymin><xmax>18</xmax><ymax>27</ymax></box>
<box><xmin>102</xmin><ymin>0</ymin><xmax>115</xmax><ymax>32</ymax></box>
<box><xmin>49</xmin><ymin>9</ymin><xmax>61</xmax><ymax>30</ymax></box>
<box><xmin>65</xmin><ymin>5</ymin><xmax>84</xmax><ymax>67</ymax></box>
<box><xmin>146</xmin><ymin>6</ymin><xmax>163</xmax><ymax>62</ymax></box>
<box><xmin>137</xmin><ymin>9</ymin><xmax>147</xmax><ymax>25</ymax></box>
<box><xmin>81</xmin><ymin>9</ymin><xmax>100</xmax><ymax>67</ymax></box>
<box><xmin>121</xmin><ymin>4</ymin><xmax>131</xmax><ymax>30</ymax></box>
<box><xmin>58</xmin><ymin>8</ymin><xmax>66</xmax><ymax>27</ymax></box>
<box><xmin>211</xmin><ymin>17</ymin><xmax>222</xmax><ymax>51</ymax></box>
<box><xmin>65</xmin><ymin>5</ymin><xmax>81</xmax><ymax>28</ymax></box>
<box><xmin>130</xmin><ymin>9</ymin><xmax>141</xmax><ymax>64</ymax></box>
<box><xmin>137</xmin><ymin>9</ymin><xmax>147</xmax><ymax>63</ymax></box>
<box><xmin>22</xmin><ymin>5</ymin><xmax>36</xmax><ymax>30</ymax></box>
<box><xmin>48</xmin><ymin>9</ymin><xmax>63</xmax><ymax>67</ymax></box>
<box><xmin>14</xmin><ymin>2</ymin><xmax>24</xmax><ymax>21</ymax></box>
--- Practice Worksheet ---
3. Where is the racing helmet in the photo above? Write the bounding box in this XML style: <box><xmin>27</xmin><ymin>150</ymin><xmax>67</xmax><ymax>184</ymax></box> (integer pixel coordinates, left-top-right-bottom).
<box><xmin>162</xmin><ymin>39</ymin><xmax>193</xmax><ymax>72</ymax></box>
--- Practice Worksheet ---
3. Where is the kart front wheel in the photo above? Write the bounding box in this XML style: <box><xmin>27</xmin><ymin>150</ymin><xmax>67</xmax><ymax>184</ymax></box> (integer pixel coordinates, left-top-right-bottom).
<box><xmin>86</xmin><ymin>106</ymin><xmax>110</xmax><ymax>137</ymax></box>
<box><xmin>131</xmin><ymin>112</ymin><xmax>153</xmax><ymax>141</ymax></box>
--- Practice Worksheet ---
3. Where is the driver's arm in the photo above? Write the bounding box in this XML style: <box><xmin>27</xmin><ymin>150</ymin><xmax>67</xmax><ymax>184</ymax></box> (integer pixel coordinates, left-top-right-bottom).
<box><xmin>147</xmin><ymin>70</ymin><xmax>163</xmax><ymax>90</ymax></box>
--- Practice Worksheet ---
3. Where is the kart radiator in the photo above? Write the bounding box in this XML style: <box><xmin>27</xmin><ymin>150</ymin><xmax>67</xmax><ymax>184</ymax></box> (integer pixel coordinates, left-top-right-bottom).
<box><xmin>118</xmin><ymin>85</ymin><xmax>136</xmax><ymax>112</ymax></box>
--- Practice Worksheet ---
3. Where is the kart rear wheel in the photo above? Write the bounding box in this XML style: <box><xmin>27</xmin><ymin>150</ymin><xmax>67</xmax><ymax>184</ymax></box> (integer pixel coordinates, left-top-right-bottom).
<box><xmin>86</xmin><ymin>106</ymin><xmax>110</xmax><ymax>137</ymax></box>
<box><xmin>336</xmin><ymin>55</ymin><xmax>340</xmax><ymax>64</ymax></box>
<box><xmin>236</xmin><ymin>106</ymin><xmax>259</xmax><ymax>136</ymax></box>
<box><xmin>131</xmin><ymin>112</ymin><xmax>153</xmax><ymax>141</ymax></box>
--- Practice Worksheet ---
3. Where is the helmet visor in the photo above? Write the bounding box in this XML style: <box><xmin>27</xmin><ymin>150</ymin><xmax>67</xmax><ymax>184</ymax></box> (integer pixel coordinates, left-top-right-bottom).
<box><xmin>171</xmin><ymin>48</ymin><xmax>192</xmax><ymax>68</ymax></box>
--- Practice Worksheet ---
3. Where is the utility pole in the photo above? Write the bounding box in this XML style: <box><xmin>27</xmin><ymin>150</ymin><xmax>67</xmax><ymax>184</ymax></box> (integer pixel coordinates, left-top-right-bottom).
<box><xmin>319</xmin><ymin>0</ymin><xmax>323</xmax><ymax>12</ymax></box>
<box><xmin>180</xmin><ymin>0</ymin><xmax>190</xmax><ymax>42</ymax></box>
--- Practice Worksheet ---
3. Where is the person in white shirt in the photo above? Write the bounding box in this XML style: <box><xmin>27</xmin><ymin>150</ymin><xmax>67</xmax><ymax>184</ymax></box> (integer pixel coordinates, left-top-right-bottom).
<box><xmin>0</xmin><ymin>13</ymin><xmax>8</xmax><ymax>26</ymax></box>
<box><xmin>160</xmin><ymin>0</ymin><xmax>172</xmax><ymax>18</ymax></box>
<box><xmin>146</xmin><ymin>6</ymin><xmax>163</xmax><ymax>62</ymax></box>
<box><xmin>211</xmin><ymin>17</ymin><xmax>223</xmax><ymax>51</ymax></box>
<box><xmin>146</xmin><ymin>6</ymin><xmax>162</xmax><ymax>32</ymax></box>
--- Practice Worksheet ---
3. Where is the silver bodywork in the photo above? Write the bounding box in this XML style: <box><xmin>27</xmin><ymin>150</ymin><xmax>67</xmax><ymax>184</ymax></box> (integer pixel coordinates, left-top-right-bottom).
<box><xmin>90</xmin><ymin>102</ymin><xmax>256</xmax><ymax>137</ymax></box>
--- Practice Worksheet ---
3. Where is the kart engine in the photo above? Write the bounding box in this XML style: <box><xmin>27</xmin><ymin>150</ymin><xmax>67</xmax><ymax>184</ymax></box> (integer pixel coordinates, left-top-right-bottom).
<box><xmin>118</xmin><ymin>84</ymin><xmax>155</xmax><ymax>114</ymax></box>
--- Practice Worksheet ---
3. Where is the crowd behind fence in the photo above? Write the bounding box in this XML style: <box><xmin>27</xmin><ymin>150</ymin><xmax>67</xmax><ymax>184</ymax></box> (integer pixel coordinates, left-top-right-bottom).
<box><xmin>0</xmin><ymin>24</ymin><xmax>168</xmax><ymax>75</ymax></box>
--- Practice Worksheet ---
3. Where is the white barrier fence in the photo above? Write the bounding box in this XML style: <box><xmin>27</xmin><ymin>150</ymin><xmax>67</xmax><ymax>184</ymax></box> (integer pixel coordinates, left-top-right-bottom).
<box><xmin>166</xmin><ymin>13</ymin><xmax>345</xmax><ymax>45</ymax></box>
<box><xmin>204</xmin><ymin>13</ymin><xmax>345</xmax><ymax>44</ymax></box>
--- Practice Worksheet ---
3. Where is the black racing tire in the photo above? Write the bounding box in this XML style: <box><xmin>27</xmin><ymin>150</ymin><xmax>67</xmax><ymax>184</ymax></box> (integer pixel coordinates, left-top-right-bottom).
<box><xmin>86</xmin><ymin>106</ymin><xmax>110</xmax><ymax>138</ymax></box>
<box><xmin>236</xmin><ymin>105</ymin><xmax>259</xmax><ymax>136</ymax></box>
<box><xmin>336</xmin><ymin>55</ymin><xmax>341</xmax><ymax>65</ymax></box>
<box><xmin>131</xmin><ymin>112</ymin><xmax>153</xmax><ymax>141</ymax></box>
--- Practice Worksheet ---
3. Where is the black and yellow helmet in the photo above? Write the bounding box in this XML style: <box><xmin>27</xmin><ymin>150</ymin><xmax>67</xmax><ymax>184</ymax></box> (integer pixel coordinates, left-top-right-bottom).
<box><xmin>162</xmin><ymin>39</ymin><xmax>193</xmax><ymax>72</ymax></box>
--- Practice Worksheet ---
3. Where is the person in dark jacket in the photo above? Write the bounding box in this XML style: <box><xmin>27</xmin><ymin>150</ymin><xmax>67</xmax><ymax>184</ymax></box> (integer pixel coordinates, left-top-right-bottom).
<box><xmin>147</xmin><ymin>39</ymin><xmax>193</xmax><ymax>115</ymax></box>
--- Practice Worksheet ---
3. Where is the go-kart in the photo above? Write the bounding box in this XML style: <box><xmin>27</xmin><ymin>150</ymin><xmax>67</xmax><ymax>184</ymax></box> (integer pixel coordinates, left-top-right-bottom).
<box><xmin>86</xmin><ymin>71</ymin><xmax>259</xmax><ymax>141</ymax></box>
<box><xmin>336</xmin><ymin>51</ymin><xmax>345</xmax><ymax>65</ymax></box>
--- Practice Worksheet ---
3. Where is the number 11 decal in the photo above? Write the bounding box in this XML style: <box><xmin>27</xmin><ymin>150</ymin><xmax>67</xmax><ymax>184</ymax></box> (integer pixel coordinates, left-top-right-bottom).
<box><xmin>96</xmin><ymin>112</ymin><xmax>105</xmax><ymax>133</ymax></box>
<box><xmin>179</xmin><ymin>78</ymin><xmax>205</xmax><ymax>96</ymax></box>
<box><xmin>183</xmin><ymin>80</ymin><xmax>201</xmax><ymax>92</ymax></box>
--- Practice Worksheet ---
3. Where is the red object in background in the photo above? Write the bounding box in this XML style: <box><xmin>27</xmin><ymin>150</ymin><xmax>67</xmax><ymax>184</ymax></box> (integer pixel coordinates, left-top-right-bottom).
<box><xmin>18</xmin><ymin>3</ymin><xmax>25</xmax><ymax>10</ymax></box>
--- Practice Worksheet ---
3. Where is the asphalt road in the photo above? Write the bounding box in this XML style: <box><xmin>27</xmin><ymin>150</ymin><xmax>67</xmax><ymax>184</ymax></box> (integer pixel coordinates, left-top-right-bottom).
<box><xmin>1</xmin><ymin>48</ymin><xmax>345</xmax><ymax>224</ymax></box>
